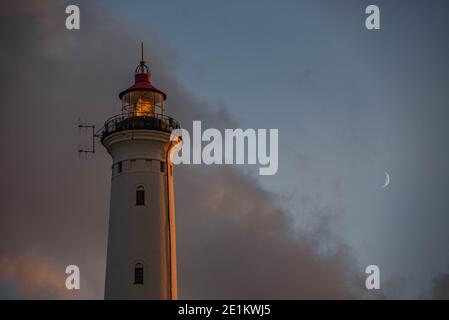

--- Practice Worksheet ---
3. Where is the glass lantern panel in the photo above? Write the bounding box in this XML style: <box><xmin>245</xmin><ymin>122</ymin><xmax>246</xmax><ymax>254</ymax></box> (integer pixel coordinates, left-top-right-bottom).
<box><xmin>122</xmin><ymin>91</ymin><xmax>164</xmax><ymax>116</ymax></box>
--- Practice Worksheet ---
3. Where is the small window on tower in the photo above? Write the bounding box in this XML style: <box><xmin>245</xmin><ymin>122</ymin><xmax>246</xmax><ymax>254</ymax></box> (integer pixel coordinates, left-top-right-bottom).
<box><xmin>117</xmin><ymin>161</ymin><xmax>122</xmax><ymax>173</ymax></box>
<box><xmin>136</xmin><ymin>186</ymin><xmax>145</xmax><ymax>206</ymax></box>
<box><xmin>134</xmin><ymin>263</ymin><xmax>144</xmax><ymax>284</ymax></box>
<box><xmin>160</xmin><ymin>161</ymin><xmax>165</xmax><ymax>173</ymax></box>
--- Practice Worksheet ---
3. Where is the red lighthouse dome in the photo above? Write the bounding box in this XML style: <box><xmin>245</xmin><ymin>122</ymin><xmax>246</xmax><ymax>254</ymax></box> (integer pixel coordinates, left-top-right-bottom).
<box><xmin>119</xmin><ymin>43</ymin><xmax>167</xmax><ymax>116</ymax></box>
<box><xmin>118</xmin><ymin>60</ymin><xmax>167</xmax><ymax>101</ymax></box>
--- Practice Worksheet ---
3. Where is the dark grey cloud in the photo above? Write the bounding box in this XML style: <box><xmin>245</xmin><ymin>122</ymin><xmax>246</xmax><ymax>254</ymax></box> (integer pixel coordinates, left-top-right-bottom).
<box><xmin>430</xmin><ymin>273</ymin><xmax>449</xmax><ymax>300</ymax></box>
<box><xmin>0</xmin><ymin>0</ymin><xmax>374</xmax><ymax>299</ymax></box>
<box><xmin>175</xmin><ymin>166</ymin><xmax>357</xmax><ymax>299</ymax></box>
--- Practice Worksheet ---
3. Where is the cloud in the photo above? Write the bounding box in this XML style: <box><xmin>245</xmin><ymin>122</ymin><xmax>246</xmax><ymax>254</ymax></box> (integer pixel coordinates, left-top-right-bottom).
<box><xmin>430</xmin><ymin>273</ymin><xmax>449</xmax><ymax>300</ymax></box>
<box><xmin>0</xmin><ymin>254</ymin><xmax>96</xmax><ymax>299</ymax></box>
<box><xmin>0</xmin><ymin>0</ymin><xmax>361</xmax><ymax>299</ymax></box>
<box><xmin>175</xmin><ymin>166</ymin><xmax>358</xmax><ymax>298</ymax></box>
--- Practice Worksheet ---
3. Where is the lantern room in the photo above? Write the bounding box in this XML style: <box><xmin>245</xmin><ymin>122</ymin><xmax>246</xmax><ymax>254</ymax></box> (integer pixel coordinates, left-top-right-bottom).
<box><xmin>118</xmin><ymin>58</ymin><xmax>167</xmax><ymax>117</ymax></box>
<box><xmin>101</xmin><ymin>44</ymin><xmax>180</xmax><ymax>141</ymax></box>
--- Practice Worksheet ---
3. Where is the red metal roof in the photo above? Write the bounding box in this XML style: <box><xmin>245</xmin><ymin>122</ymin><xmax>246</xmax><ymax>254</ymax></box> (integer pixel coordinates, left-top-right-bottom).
<box><xmin>118</xmin><ymin>72</ymin><xmax>167</xmax><ymax>100</ymax></box>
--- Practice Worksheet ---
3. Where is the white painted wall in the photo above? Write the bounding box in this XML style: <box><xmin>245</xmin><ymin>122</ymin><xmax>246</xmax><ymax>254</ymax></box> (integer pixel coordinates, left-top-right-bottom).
<box><xmin>103</xmin><ymin>130</ymin><xmax>177</xmax><ymax>300</ymax></box>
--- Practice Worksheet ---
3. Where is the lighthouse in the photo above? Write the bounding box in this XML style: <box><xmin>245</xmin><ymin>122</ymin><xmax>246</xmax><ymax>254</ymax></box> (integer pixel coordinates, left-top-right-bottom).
<box><xmin>102</xmin><ymin>45</ymin><xmax>180</xmax><ymax>300</ymax></box>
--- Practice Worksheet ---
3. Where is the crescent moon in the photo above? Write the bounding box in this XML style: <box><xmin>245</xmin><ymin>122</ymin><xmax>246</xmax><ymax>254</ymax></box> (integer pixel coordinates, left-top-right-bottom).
<box><xmin>382</xmin><ymin>171</ymin><xmax>390</xmax><ymax>188</ymax></box>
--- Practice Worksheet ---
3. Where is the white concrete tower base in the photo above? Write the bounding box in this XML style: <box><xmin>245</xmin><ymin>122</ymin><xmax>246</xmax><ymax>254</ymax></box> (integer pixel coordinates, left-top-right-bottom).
<box><xmin>103</xmin><ymin>129</ymin><xmax>177</xmax><ymax>300</ymax></box>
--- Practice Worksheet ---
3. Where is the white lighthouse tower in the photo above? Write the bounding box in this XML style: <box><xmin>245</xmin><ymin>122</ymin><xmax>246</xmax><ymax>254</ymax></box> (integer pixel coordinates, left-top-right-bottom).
<box><xmin>102</xmin><ymin>46</ymin><xmax>180</xmax><ymax>300</ymax></box>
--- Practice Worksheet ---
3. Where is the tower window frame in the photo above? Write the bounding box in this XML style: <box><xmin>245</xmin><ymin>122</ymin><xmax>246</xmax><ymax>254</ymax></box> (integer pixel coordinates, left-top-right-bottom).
<box><xmin>134</xmin><ymin>263</ymin><xmax>144</xmax><ymax>285</ymax></box>
<box><xmin>136</xmin><ymin>185</ymin><xmax>145</xmax><ymax>206</ymax></box>
<box><xmin>160</xmin><ymin>161</ymin><xmax>165</xmax><ymax>173</ymax></box>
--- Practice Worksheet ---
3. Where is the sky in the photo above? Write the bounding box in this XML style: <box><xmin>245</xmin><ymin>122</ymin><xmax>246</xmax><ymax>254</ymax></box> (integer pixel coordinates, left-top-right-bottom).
<box><xmin>0</xmin><ymin>0</ymin><xmax>449</xmax><ymax>299</ymax></box>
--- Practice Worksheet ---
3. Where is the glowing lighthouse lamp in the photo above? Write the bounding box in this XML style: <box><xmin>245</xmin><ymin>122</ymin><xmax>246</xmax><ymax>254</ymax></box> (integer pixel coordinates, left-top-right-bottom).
<box><xmin>101</xmin><ymin>44</ymin><xmax>181</xmax><ymax>300</ymax></box>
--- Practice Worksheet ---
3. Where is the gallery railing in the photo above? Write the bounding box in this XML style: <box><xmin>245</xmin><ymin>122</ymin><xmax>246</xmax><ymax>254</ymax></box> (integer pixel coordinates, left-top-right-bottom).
<box><xmin>101</xmin><ymin>112</ymin><xmax>181</xmax><ymax>140</ymax></box>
